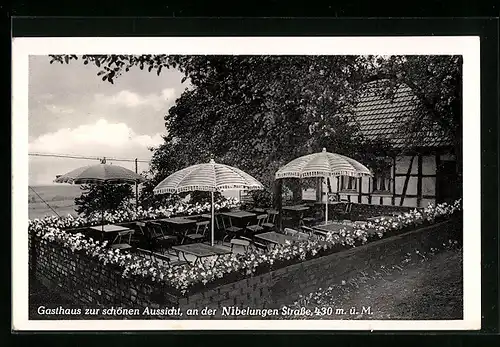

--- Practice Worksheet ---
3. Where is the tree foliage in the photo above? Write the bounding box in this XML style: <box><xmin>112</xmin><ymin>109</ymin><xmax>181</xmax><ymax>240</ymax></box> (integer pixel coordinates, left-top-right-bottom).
<box><xmin>75</xmin><ymin>184</ymin><xmax>134</xmax><ymax>217</ymax></box>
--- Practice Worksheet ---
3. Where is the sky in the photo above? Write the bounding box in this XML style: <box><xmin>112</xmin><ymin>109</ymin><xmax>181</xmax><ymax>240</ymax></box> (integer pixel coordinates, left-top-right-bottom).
<box><xmin>28</xmin><ymin>55</ymin><xmax>188</xmax><ymax>185</ymax></box>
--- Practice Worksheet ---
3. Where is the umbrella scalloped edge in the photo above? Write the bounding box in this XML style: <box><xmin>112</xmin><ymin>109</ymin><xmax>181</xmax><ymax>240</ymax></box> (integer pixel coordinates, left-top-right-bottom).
<box><xmin>154</xmin><ymin>184</ymin><xmax>264</xmax><ymax>195</ymax></box>
<box><xmin>54</xmin><ymin>177</ymin><xmax>145</xmax><ymax>185</ymax></box>
<box><xmin>275</xmin><ymin>170</ymin><xmax>373</xmax><ymax>180</ymax></box>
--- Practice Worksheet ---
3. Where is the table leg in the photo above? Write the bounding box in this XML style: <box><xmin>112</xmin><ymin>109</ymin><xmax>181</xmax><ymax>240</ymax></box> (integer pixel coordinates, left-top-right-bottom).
<box><xmin>179</xmin><ymin>251</ymin><xmax>194</xmax><ymax>267</ymax></box>
<box><xmin>193</xmin><ymin>256</ymin><xmax>207</xmax><ymax>270</ymax></box>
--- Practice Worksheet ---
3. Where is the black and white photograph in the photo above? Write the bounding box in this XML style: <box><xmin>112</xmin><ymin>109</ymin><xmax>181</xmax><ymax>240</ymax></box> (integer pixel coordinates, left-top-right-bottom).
<box><xmin>12</xmin><ymin>37</ymin><xmax>480</xmax><ymax>330</ymax></box>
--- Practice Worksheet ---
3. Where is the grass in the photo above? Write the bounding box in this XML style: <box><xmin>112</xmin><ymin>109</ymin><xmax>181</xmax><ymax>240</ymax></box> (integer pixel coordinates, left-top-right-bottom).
<box><xmin>29</xmin><ymin>185</ymin><xmax>82</xmax><ymax>219</ymax></box>
<box><xmin>283</xmin><ymin>240</ymin><xmax>463</xmax><ymax>320</ymax></box>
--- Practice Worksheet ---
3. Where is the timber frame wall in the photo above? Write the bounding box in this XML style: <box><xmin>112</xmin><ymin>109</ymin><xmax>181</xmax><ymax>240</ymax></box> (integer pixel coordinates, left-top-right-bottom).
<box><xmin>313</xmin><ymin>147</ymin><xmax>456</xmax><ymax>209</ymax></box>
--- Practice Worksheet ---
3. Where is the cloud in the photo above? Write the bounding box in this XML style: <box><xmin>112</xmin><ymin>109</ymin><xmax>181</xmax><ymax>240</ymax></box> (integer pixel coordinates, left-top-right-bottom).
<box><xmin>43</xmin><ymin>104</ymin><xmax>76</xmax><ymax>114</ymax></box>
<box><xmin>94</xmin><ymin>88</ymin><xmax>176</xmax><ymax>111</ymax></box>
<box><xmin>29</xmin><ymin>119</ymin><xmax>164</xmax><ymax>185</ymax></box>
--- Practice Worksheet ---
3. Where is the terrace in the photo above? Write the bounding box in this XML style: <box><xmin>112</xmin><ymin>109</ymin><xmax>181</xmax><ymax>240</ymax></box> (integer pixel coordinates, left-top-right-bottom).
<box><xmin>55</xmin><ymin>200</ymin><xmax>423</xmax><ymax>266</ymax></box>
<box><xmin>29</xmin><ymin>196</ymin><xmax>462</xmax><ymax>306</ymax></box>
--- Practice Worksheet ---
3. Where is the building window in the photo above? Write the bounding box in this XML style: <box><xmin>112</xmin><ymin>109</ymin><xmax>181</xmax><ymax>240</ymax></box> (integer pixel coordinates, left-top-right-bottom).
<box><xmin>373</xmin><ymin>169</ymin><xmax>391</xmax><ymax>193</ymax></box>
<box><xmin>340</xmin><ymin>176</ymin><xmax>358</xmax><ymax>191</ymax></box>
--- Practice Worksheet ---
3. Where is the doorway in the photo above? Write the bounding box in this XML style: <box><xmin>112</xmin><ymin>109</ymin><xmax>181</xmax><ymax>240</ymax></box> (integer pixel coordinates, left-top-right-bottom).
<box><xmin>436</xmin><ymin>160</ymin><xmax>459</xmax><ymax>203</ymax></box>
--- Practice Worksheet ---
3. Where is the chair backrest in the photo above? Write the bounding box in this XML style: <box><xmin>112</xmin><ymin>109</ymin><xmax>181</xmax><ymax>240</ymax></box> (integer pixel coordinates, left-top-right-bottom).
<box><xmin>345</xmin><ymin>202</ymin><xmax>353</xmax><ymax>213</ymax></box>
<box><xmin>148</xmin><ymin>222</ymin><xmax>164</xmax><ymax>237</ymax></box>
<box><xmin>296</xmin><ymin>231</ymin><xmax>310</xmax><ymax>240</ymax></box>
<box><xmin>196</xmin><ymin>220</ymin><xmax>210</xmax><ymax>235</ymax></box>
<box><xmin>221</xmin><ymin>215</ymin><xmax>233</xmax><ymax>228</ymax></box>
<box><xmin>113</xmin><ymin>229</ymin><xmax>133</xmax><ymax>244</ymax></box>
<box><xmin>213</xmin><ymin>215</ymin><xmax>221</xmax><ymax>230</ymax></box>
<box><xmin>267</xmin><ymin>211</ymin><xmax>277</xmax><ymax>223</ymax></box>
<box><xmin>135</xmin><ymin>222</ymin><xmax>147</xmax><ymax>235</ymax></box>
<box><xmin>256</xmin><ymin>214</ymin><xmax>268</xmax><ymax>226</ymax></box>
<box><xmin>284</xmin><ymin>228</ymin><xmax>298</xmax><ymax>236</ymax></box>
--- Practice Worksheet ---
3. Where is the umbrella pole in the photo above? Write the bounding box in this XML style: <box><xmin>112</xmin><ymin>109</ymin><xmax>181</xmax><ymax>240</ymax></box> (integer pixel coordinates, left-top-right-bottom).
<box><xmin>324</xmin><ymin>177</ymin><xmax>328</xmax><ymax>225</ymax></box>
<box><xmin>211</xmin><ymin>191</ymin><xmax>215</xmax><ymax>247</ymax></box>
<box><xmin>101</xmin><ymin>185</ymin><xmax>105</xmax><ymax>232</ymax></box>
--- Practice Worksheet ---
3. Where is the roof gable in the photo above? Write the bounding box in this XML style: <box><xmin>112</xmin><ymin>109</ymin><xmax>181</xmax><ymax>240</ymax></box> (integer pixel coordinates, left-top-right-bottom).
<box><xmin>350</xmin><ymin>80</ymin><xmax>452</xmax><ymax>149</ymax></box>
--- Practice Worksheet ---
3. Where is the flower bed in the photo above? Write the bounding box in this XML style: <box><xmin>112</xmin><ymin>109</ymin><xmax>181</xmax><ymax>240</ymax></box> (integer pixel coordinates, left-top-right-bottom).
<box><xmin>29</xmin><ymin>198</ymin><xmax>462</xmax><ymax>296</ymax></box>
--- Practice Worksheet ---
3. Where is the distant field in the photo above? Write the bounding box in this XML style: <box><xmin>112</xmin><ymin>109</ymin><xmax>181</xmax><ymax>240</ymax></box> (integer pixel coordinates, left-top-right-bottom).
<box><xmin>29</xmin><ymin>185</ymin><xmax>82</xmax><ymax>219</ymax></box>
<box><xmin>28</xmin><ymin>185</ymin><xmax>243</xmax><ymax>220</ymax></box>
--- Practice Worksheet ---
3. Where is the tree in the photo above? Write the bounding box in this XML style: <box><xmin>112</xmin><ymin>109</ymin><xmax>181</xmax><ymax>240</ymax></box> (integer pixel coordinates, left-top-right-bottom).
<box><xmin>75</xmin><ymin>184</ymin><xmax>134</xmax><ymax>217</ymax></box>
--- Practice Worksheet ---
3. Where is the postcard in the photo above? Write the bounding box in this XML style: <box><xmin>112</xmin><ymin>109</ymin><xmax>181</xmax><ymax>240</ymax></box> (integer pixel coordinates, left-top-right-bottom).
<box><xmin>12</xmin><ymin>36</ymin><xmax>481</xmax><ymax>331</ymax></box>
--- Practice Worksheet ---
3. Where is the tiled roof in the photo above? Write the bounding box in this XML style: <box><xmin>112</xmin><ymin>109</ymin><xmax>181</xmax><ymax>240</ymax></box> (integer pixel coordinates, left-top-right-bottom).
<box><xmin>350</xmin><ymin>80</ymin><xmax>453</xmax><ymax>148</ymax></box>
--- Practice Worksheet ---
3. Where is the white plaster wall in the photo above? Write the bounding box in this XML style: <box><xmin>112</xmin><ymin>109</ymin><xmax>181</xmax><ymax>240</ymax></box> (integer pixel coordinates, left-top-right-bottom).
<box><xmin>395</xmin><ymin>176</ymin><xmax>418</xmax><ymax>195</ymax></box>
<box><xmin>422</xmin><ymin>155</ymin><xmax>436</xmax><ymax>175</ymax></box>
<box><xmin>422</xmin><ymin>177</ymin><xmax>436</xmax><ymax>196</ymax></box>
<box><xmin>395</xmin><ymin>156</ymin><xmax>418</xmax><ymax>175</ymax></box>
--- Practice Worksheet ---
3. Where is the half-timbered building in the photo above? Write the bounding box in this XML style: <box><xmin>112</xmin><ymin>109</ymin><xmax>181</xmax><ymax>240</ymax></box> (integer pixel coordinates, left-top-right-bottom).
<box><xmin>304</xmin><ymin>80</ymin><xmax>460</xmax><ymax>208</ymax></box>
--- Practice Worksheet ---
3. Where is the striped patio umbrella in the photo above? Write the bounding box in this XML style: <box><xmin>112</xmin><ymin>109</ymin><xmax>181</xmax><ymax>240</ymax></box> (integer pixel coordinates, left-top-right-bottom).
<box><xmin>153</xmin><ymin>159</ymin><xmax>264</xmax><ymax>246</ymax></box>
<box><xmin>55</xmin><ymin>159</ymin><xmax>147</xmax><ymax>230</ymax></box>
<box><xmin>275</xmin><ymin>148</ymin><xmax>372</xmax><ymax>225</ymax></box>
<box><xmin>54</xmin><ymin>162</ymin><xmax>146</xmax><ymax>185</ymax></box>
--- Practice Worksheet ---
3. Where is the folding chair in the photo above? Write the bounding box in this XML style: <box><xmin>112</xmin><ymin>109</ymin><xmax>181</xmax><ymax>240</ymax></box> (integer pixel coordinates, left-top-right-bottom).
<box><xmin>336</xmin><ymin>202</ymin><xmax>353</xmax><ymax>221</ymax></box>
<box><xmin>239</xmin><ymin>236</ymin><xmax>269</xmax><ymax>251</ymax></box>
<box><xmin>246</xmin><ymin>214</ymin><xmax>268</xmax><ymax>236</ymax></box>
<box><xmin>110</xmin><ymin>229</ymin><xmax>134</xmax><ymax>251</ymax></box>
<box><xmin>262</xmin><ymin>210</ymin><xmax>278</xmax><ymax>231</ymax></box>
<box><xmin>135</xmin><ymin>248</ymin><xmax>188</xmax><ymax>268</ymax></box>
<box><xmin>183</xmin><ymin>220</ymin><xmax>209</xmax><ymax>244</ymax></box>
<box><xmin>300</xmin><ymin>225</ymin><xmax>319</xmax><ymax>240</ymax></box>
<box><xmin>148</xmin><ymin>221</ymin><xmax>178</xmax><ymax>253</ymax></box>
<box><xmin>220</xmin><ymin>215</ymin><xmax>243</xmax><ymax>242</ymax></box>
<box><xmin>284</xmin><ymin>228</ymin><xmax>309</xmax><ymax>240</ymax></box>
<box><xmin>230</xmin><ymin>238</ymin><xmax>251</xmax><ymax>253</ymax></box>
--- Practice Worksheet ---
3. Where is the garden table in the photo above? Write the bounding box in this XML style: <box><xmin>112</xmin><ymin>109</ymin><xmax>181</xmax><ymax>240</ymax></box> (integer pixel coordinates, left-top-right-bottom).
<box><xmin>366</xmin><ymin>216</ymin><xmax>395</xmax><ymax>222</ymax></box>
<box><xmin>313</xmin><ymin>222</ymin><xmax>381</xmax><ymax>237</ymax></box>
<box><xmin>156</xmin><ymin>217</ymin><xmax>197</xmax><ymax>242</ymax></box>
<box><xmin>255</xmin><ymin>231</ymin><xmax>302</xmax><ymax>246</ymax></box>
<box><xmin>171</xmin><ymin>243</ymin><xmax>231</xmax><ymax>268</ymax></box>
<box><xmin>222</xmin><ymin>211</ymin><xmax>256</xmax><ymax>219</ymax></box>
<box><xmin>157</xmin><ymin>217</ymin><xmax>197</xmax><ymax>225</ymax></box>
<box><xmin>222</xmin><ymin>211</ymin><xmax>257</xmax><ymax>228</ymax></box>
<box><xmin>282</xmin><ymin>205</ymin><xmax>311</xmax><ymax>227</ymax></box>
<box><xmin>282</xmin><ymin>205</ymin><xmax>310</xmax><ymax>212</ymax></box>
<box><xmin>89</xmin><ymin>224</ymin><xmax>132</xmax><ymax>233</ymax></box>
<box><xmin>89</xmin><ymin>224</ymin><xmax>133</xmax><ymax>242</ymax></box>
<box><xmin>312</xmin><ymin>223</ymin><xmax>355</xmax><ymax>236</ymax></box>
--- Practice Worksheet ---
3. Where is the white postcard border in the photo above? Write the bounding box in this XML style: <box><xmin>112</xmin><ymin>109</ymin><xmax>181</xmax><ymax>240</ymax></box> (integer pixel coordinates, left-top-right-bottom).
<box><xmin>12</xmin><ymin>36</ymin><xmax>481</xmax><ymax>331</ymax></box>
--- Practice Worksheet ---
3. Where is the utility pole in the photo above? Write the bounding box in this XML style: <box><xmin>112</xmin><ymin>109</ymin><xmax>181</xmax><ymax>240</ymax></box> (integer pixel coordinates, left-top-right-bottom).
<box><xmin>135</xmin><ymin>158</ymin><xmax>139</xmax><ymax>211</ymax></box>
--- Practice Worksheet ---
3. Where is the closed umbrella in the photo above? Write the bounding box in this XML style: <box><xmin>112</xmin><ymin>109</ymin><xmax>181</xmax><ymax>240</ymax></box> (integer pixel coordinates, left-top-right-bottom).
<box><xmin>275</xmin><ymin>148</ymin><xmax>372</xmax><ymax>225</ymax></box>
<box><xmin>55</xmin><ymin>159</ymin><xmax>147</xmax><ymax>230</ymax></box>
<box><xmin>153</xmin><ymin>159</ymin><xmax>264</xmax><ymax>246</ymax></box>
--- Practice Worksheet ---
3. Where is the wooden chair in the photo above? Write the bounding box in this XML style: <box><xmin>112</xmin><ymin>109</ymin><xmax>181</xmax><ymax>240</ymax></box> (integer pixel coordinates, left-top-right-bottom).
<box><xmin>240</xmin><ymin>236</ymin><xmax>268</xmax><ymax>251</ymax></box>
<box><xmin>262</xmin><ymin>210</ymin><xmax>278</xmax><ymax>230</ymax></box>
<box><xmin>147</xmin><ymin>221</ymin><xmax>178</xmax><ymax>253</ymax></box>
<box><xmin>183</xmin><ymin>220</ymin><xmax>209</xmax><ymax>244</ymax></box>
<box><xmin>336</xmin><ymin>202</ymin><xmax>353</xmax><ymax>221</ymax></box>
<box><xmin>230</xmin><ymin>238</ymin><xmax>250</xmax><ymax>253</ymax></box>
<box><xmin>284</xmin><ymin>227</ymin><xmax>310</xmax><ymax>240</ymax></box>
<box><xmin>300</xmin><ymin>225</ymin><xmax>318</xmax><ymax>240</ymax></box>
<box><xmin>246</xmin><ymin>214</ymin><xmax>268</xmax><ymax>235</ymax></box>
<box><xmin>135</xmin><ymin>248</ymin><xmax>188</xmax><ymax>267</ymax></box>
<box><xmin>110</xmin><ymin>229</ymin><xmax>134</xmax><ymax>251</ymax></box>
<box><xmin>220</xmin><ymin>215</ymin><xmax>243</xmax><ymax>242</ymax></box>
